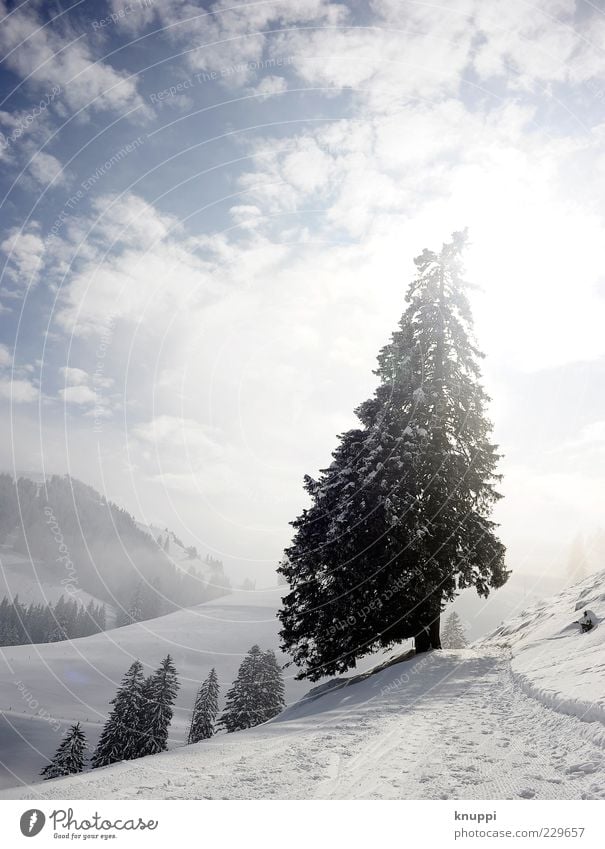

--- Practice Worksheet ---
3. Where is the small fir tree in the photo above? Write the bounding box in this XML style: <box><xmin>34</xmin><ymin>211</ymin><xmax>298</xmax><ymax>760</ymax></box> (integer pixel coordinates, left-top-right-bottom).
<box><xmin>137</xmin><ymin>655</ymin><xmax>179</xmax><ymax>756</ymax></box>
<box><xmin>91</xmin><ymin>660</ymin><xmax>145</xmax><ymax>768</ymax></box>
<box><xmin>441</xmin><ymin>611</ymin><xmax>468</xmax><ymax>649</ymax></box>
<box><xmin>218</xmin><ymin>645</ymin><xmax>285</xmax><ymax>733</ymax></box>
<box><xmin>41</xmin><ymin>722</ymin><xmax>87</xmax><ymax>779</ymax></box>
<box><xmin>188</xmin><ymin>667</ymin><xmax>220</xmax><ymax>743</ymax></box>
<box><xmin>259</xmin><ymin>649</ymin><xmax>286</xmax><ymax>721</ymax></box>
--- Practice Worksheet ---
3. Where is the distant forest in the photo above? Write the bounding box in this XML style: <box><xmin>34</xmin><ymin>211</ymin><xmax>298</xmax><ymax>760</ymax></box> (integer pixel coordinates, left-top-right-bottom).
<box><xmin>0</xmin><ymin>595</ymin><xmax>106</xmax><ymax>646</ymax></box>
<box><xmin>0</xmin><ymin>474</ymin><xmax>230</xmax><ymax>627</ymax></box>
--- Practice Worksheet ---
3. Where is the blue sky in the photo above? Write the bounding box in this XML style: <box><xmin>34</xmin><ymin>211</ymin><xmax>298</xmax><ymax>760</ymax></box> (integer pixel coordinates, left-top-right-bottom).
<box><xmin>1</xmin><ymin>0</ymin><xmax>605</xmax><ymax>585</ymax></box>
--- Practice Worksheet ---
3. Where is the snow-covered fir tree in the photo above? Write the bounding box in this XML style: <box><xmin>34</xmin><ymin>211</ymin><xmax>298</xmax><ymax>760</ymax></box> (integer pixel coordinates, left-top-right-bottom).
<box><xmin>260</xmin><ymin>649</ymin><xmax>286</xmax><ymax>720</ymax></box>
<box><xmin>40</xmin><ymin>722</ymin><xmax>87</xmax><ymax>779</ymax></box>
<box><xmin>48</xmin><ymin>619</ymin><xmax>68</xmax><ymax>642</ymax></box>
<box><xmin>279</xmin><ymin>232</ymin><xmax>508</xmax><ymax>679</ymax></box>
<box><xmin>137</xmin><ymin>655</ymin><xmax>179</xmax><ymax>756</ymax></box>
<box><xmin>91</xmin><ymin>660</ymin><xmax>145</xmax><ymax>768</ymax></box>
<box><xmin>218</xmin><ymin>645</ymin><xmax>285</xmax><ymax>732</ymax></box>
<box><xmin>441</xmin><ymin>611</ymin><xmax>468</xmax><ymax>649</ymax></box>
<box><xmin>188</xmin><ymin>667</ymin><xmax>219</xmax><ymax>743</ymax></box>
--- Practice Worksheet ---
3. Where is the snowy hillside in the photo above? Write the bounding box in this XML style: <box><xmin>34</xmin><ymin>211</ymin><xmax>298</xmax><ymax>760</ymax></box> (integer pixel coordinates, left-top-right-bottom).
<box><xmin>2</xmin><ymin>572</ymin><xmax>604</xmax><ymax>800</ymax></box>
<box><xmin>0</xmin><ymin>588</ymin><xmax>305</xmax><ymax>791</ymax></box>
<box><xmin>0</xmin><ymin>474</ymin><xmax>230</xmax><ymax>615</ymax></box>
<box><xmin>136</xmin><ymin>522</ymin><xmax>230</xmax><ymax>593</ymax></box>
<box><xmin>0</xmin><ymin>545</ymin><xmax>108</xmax><ymax>611</ymax></box>
<box><xmin>480</xmin><ymin>568</ymin><xmax>605</xmax><ymax>741</ymax></box>
<box><xmin>448</xmin><ymin>568</ymin><xmax>565</xmax><ymax>642</ymax></box>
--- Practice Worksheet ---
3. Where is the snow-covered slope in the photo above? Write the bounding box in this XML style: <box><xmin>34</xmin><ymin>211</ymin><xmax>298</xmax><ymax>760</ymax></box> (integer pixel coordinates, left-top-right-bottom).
<box><xmin>135</xmin><ymin>523</ymin><xmax>231</xmax><ymax>593</ymax></box>
<box><xmin>481</xmin><ymin>568</ymin><xmax>605</xmax><ymax>740</ymax></box>
<box><xmin>2</xmin><ymin>572</ymin><xmax>604</xmax><ymax>800</ymax></box>
<box><xmin>0</xmin><ymin>545</ymin><xmax>108</xmax><ymax>610</ymax></box>
<box><xmin>4</xmin><ymin>646</ymin><xmax>604</xmax><ymax>801</ymax></box>
<box><xmin>0</xmin><ymin>588</ymin><xmax>304</xmax><ymax>790</ymax></box>
<box><xmin>448</xmin><ymin>569</ymin><xmax>565</xmax><ymax>642</ymax></box>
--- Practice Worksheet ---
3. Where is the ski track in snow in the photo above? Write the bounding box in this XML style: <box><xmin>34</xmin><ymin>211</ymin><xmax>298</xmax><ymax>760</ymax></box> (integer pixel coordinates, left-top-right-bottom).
<box><xmin>5</xmin><ymin>647</ymin><xmax>604</xmax><ymax>800</ymax></box>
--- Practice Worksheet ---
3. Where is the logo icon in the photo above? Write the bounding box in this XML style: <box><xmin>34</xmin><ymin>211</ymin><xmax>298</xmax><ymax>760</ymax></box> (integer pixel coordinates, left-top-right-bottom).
<box><xmin>20</xmin><ymin>810</ymin><xmax>46</xmax><ymax>837</ymax></box>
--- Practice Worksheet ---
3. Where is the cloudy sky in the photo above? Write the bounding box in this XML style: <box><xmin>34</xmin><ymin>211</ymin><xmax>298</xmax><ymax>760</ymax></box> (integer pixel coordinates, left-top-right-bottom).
<box><xmin>1</xmin><ymin>0</ymin><xmax>605</xmax><ymax>586</ymax></box>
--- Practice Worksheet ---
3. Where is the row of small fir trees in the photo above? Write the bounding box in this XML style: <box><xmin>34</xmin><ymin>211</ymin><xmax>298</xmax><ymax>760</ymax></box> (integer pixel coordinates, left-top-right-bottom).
<box><xmin>40</xmin><ymin>644</ymin><xmax>284</xmax><ymax>779</ymax></box>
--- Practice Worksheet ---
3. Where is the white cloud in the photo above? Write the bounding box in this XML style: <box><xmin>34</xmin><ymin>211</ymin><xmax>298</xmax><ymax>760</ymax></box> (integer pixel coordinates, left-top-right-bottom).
<box><xmin>249</xmin><ymin>75</ymin><xmax>288</xmax><ymax>100</ymax></box>
<box><xmin>133</xmin><ymin>415</ymin><xmax>222</xmax><ymax>456</ymax></box>
<box><xmin>110</xmin><ymin>0</ymin><xmax>347</xmax><ymax>81</ymax></box>
<box><xmin>0</xmin><ymin>226</ymin><xmax>45</xmax><ymax>287</ymax></box>
<box><xmin>0</xmin><ymin>377</ymin><xmax>38</xmax><ymax>403</ymax></box>
<box><xmin>232</xmin><ymin>97</ymin><xmax>605</xmax><ymax>371</ymax></box>
<box><xmin>270</xmin><ymin>4</ymin><xmax>475</xmax><ymax>108</ymax></box>
<box><xmin>60</xmin><ymin>366</ymin><xmax>89</xmax><ymax>386</ymax></box>
<box><xmin>229</xmin><ymin>204</ymin><xmax>263</xmax><ymax>230</ymax></box>
<box><xmin>41</xmin><ymin>192</ymin><xmax>199</xmax><ymax>333</ymax></box>
<box><xmin>59</xmin><ymin>385</ymin><xmax>97</xmax><ymax>405</ymax></box>
<box><xmin>471</xmin><ymin>0</ymin><xmax>603</xmax><ymax>87</ymax></box>
<box><xmin>57</xmin><ymin>366</ymin><xmax>116</xmax><ymax>411</ymax></box>
<box><xmin>0</xmin><ymin>343</ymin><xmax>12</xmax><ymax>368</ymax></box>
<box><xmin>0</xmin><ymin>1</ymin><xmax>145</xmax><ymax>114</ymax></box>
<box><xmin>55</xmin><ymin>236</ymin><xmax>212</xmax><ymax>337</ymax></box>
<box><xmin>89</xmin><ymin>194</ymin><xmax>176</xmax><ymax>249</ymax></box>
<box><xmin>27</xmin><ymin>149</ymin><xmax>65</xmax><ymax>187</ymax></box>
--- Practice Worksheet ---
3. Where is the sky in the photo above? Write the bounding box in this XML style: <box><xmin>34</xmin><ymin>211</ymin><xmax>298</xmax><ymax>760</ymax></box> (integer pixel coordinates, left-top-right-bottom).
<box><xmin>1</xmin><ymin>0</ymin><xmax>605</xmax><ymax>588</ymax></box>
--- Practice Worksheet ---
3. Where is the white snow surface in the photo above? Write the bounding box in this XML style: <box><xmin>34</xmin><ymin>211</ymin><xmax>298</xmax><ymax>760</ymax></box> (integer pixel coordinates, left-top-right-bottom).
<box><xmin>2</xmin><ymin>571</ymin><xmax>605</xmax><ymax>799</ymax></box>
<box><xmin>479</xmin><ymin>569</ymin><xmax>605</xmax><ymax>740</ymax></box>
<box><xmin>0</xmin><ymin>589</ymin><xmax>308</xmax><ymax>790</ymax></box>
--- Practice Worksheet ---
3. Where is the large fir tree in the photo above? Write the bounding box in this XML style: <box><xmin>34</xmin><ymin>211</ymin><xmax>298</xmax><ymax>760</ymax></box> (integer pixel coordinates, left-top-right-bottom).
<box><xmin>40</xmin><ymin>722</ymin><xmax>87</xmax><ymax>779</ymax></box>
<box><xmin>137</xmin><ymin>655</ymin><xmax>179</xmax><ymax>756</ymax></box>
<box><xmin>188</xmin><ymin>667</ymin><xmax>220</xmax><ymax>743</ymax></box>
<box><xmin>218</xmin><ymin>645</ymin><xmax>285</xmax><ymax>732</ymax></box>
<box><xmin>91</xmin><ymin>660</ymin><xmax>145</xmax><ymax>768</ymax></box>
<box><xmin>279</xmin><ymin>232</ymin><xmax>508</xmax><ymax>679</ymax></box>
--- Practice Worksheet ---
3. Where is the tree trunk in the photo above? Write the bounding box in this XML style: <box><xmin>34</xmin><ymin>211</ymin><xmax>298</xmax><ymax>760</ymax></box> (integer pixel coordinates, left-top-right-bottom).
<box><xmin>429</xmin><ymin>613</ymin><xmax>441</xmax><ymax>649</ymax></box>
<box><xmin>414</xmin><ymin>627</ymin><xmax>431</xmax><ymax>654</ymax></box>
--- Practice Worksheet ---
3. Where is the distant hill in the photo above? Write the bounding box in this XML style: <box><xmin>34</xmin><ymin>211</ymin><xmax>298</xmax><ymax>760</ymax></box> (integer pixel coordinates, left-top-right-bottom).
<box><xmin>0</xmin><ymin>474</ymin><xmax>230</xmax><ymax>616</ymax></box>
